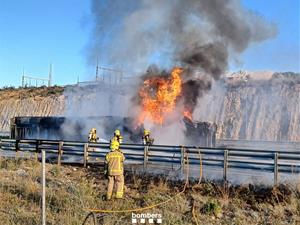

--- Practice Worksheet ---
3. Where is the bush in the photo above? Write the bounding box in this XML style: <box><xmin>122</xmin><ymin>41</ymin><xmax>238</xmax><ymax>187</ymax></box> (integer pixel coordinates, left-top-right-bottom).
<box><xmin>1</xmin><ymin>86</ymin><xmax>16</xmax><ymax>90</ymax></box>
<box><xmin>49</xmin><ymin>165</ymin><xmax>61</xmax><ymax>177</ymax></box>
<box><xmin>201</xmin><ymin>199</ymin><xmax>222</xmax><ymax>217</ymax></box>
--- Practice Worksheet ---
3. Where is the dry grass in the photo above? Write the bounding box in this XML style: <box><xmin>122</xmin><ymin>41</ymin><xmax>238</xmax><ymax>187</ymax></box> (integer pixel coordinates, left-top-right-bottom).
<box><xmin>0</xmin><ymin>158</ymin><xmax>299</xmax><ymax>225</ymax></box>
<box><xmin>0</xmin><ymin>86</ymin><xmax>64</xmax><ymax>100</ymax></box>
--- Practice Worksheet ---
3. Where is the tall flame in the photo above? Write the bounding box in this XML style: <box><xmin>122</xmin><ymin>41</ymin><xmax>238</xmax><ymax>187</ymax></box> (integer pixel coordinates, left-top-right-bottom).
<box><xmin>137</xmin><ymin>67</ymin><xmax>183</xmax><ymax>125</ymax></box>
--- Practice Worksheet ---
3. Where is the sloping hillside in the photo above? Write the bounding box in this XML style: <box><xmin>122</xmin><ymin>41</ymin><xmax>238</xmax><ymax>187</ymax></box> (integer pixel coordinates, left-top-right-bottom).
<box><xmin>0</xmin><ymin>86</ymin><xmax>65</xmax><ymax>132</ymax></box>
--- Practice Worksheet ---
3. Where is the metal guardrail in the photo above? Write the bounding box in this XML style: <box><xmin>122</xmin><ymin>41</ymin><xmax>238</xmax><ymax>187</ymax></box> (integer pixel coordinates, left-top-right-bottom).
<box><xmin>0</xmin><ymin>132</ymin><xmax>10</xmax><ymax>138</ymax></box>
<box><xmin>217</xmin><ymin>139</ymin><xmax>300</xmax><ymax>151</ymax></box>
<box><xmin>1</xmin><ymin>139</ymin><xmax>300</xmax><ymax>185</ymax></box>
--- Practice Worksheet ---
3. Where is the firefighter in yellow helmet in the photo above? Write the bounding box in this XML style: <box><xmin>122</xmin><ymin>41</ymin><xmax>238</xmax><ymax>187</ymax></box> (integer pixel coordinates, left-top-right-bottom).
<box><xmin>88</xmin><ymin>128</ymin><xmax>99</xmax><ymax>142</ymax></box>
<box><xmin>105</xmin><ymin>140</ymin><xmax>125</xmax><ymax>200</ymax></box>
<box><xmin>111</xmin><ymin>129</ymin><xmax>123</xmax><ymax>144</ymax></box>
<box><xmin>142</xmin><ymin>129</ymin><xmax>154</xmax><ymax>145</ymax></box>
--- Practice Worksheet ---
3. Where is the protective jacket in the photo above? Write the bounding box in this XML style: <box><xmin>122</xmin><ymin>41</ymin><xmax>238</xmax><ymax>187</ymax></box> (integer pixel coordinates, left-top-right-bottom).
<box><xmin>88</xmin><ymin>129</ymin><xmax>98</xmax><ymax>142</ymax></box>
<box><xmin>105</xmin><ymin>150</ymin><xmax>125</xmax><ymax>176</ymax></box>
<box><xmin>111</xmin><ymin>135</ymin><xmax>123</xmax><ymax>144</ymax></box>
<box><xmin>143</xmin><ymin>134</ymin><xmax>154</xmax><ymax>145</ymax></box>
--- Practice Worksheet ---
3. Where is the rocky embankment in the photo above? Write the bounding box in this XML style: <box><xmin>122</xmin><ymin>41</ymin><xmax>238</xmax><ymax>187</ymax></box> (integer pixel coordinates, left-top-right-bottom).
<box><xmin>0</xmin><ymin>86</ymin><xmax>65</xmax><ymax>132</ymax></box>
<box><xmin>196</xmin><ymin>72</ymin><xmax>300</xmax><ymax>141</ymax></box>
<box><xmin>0</xmin><ymin>72</ymin><xmax>299</xmax><ymax>141</ymax></box>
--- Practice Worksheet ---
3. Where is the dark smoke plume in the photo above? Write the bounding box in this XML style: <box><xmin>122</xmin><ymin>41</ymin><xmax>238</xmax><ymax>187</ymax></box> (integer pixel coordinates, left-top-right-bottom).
<box><xmin>182</xmin><ymin>79</ymin><xmax>212</xmax><ymax>113</ymax></box>
<box><xmin>87</xmin><ymin>0</ymin><xmax>277</xmax><ymax>122</ymax></box>
<box><xmin>88</xmin><ymin>0</ymin><xmax>276</xmax><ymax>76</ymax></box>
<box><xmin>180</xmin><ymin>42</ymin><xmax>228</xmax><ymax>79</ymax></box>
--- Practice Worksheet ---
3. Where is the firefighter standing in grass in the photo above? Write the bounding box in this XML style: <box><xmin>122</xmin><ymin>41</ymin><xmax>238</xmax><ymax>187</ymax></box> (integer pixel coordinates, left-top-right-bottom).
<box><xmin>111</xmin><ymin>129</ymin><xmax>123</xmax><ymax>144</ymax></box>
<box><xmin>88</xmin><ymin>128</ymin><xmax>99</xmax><ymax>142</ymax></box>
<box><xmin>105</xmin><ymin>140</ymin><xmax>125</xmax><ymax>200</ymax></box>
<box><xmin>142</xmin><ymin>129</ymin><xmax>154</xmax><ymax>145</ymax></box>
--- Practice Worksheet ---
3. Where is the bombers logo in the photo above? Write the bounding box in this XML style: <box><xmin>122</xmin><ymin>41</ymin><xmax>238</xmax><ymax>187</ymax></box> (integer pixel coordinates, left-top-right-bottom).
<box><xmin>131</xmin><ymin>213</ymin><xmax>162</xmax><ymax>224</ymax></box>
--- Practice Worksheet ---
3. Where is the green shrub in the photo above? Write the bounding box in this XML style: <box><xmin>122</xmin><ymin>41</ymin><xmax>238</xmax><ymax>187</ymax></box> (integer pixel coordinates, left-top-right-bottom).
<box><xmin>201</xmin><ymin>199</ymin><xmax>222</xmax><ymax>217</ymax></box>
<box><xmin>49</xmin><ymin>165</ymin><xmax>61</xmax><ymax>177</ymax></box>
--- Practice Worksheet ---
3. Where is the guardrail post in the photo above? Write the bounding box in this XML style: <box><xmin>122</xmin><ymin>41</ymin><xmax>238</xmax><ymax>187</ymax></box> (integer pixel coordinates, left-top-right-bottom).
<box><xmin>223</xmin><ymin>150</ymin><xmax>228</xmax><ymax>182</ymax></box>
<box><xmin>15</xmin><ymin>139</ymin><xmax>20</xmax><ymax>159</ymax></box>
<box><xmin>35</xmin><ymin>140</ymin><xmax>40</xmax><ymax>161</ymax></box>
<box><xmin>143</xmin><ymin>145</ymin><xmax>149</xmax><ymax>171</ymax></box>
<box><xmin>84</xmin><ymin>143</ymin><xmax>89</xmax><ymax>168</ymax></box>
<box><xmin>181</xmin><ymin>147</ymin><xmax>185</xmax><ymax>175</ymax></box>
<box><xmin>57</xmin><ymin>141</ymin><xmax>64</xmax><ymax>166</ymax></box>
<box><xmin>198</xmin><ymin>148</ymin><xmax>203</xmax><ymax>184</ymax></box>
<box><xmin>274</xmin><ymin>153</ymin><xmax>278</xmax><ymax>186</ymax></box>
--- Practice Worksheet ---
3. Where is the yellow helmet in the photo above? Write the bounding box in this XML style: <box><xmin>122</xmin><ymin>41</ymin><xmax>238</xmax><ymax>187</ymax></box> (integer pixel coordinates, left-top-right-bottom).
<box><xmin>91</xmin><ymin>128</ymin><xmax>96</xmax><ymax>132</ymax></box>
<box><xmin>144</xmin><ymin>129</ymin><xmax>150</xmax><ymax>135</ymax></box>
<box><xmin>110</xmin><ymin>140</ymin><xmax>119</xmax><ymax>151</ymax></box>
<box><xmin>114</xmin><ymin>129</ymin><xmax>121</xmax><ymax>136</ymax></box>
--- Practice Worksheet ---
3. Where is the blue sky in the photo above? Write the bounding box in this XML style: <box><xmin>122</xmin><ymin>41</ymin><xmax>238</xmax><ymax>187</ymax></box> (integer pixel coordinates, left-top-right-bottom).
<box><xmin>0</xmin><ymin>0</ymin><xmax>299</xmax><ymax>87</ymax></box>
<box><xmin>237</xmin><ymin>0</ymin><xmax>300</xmax><ymax>72</ymax></box>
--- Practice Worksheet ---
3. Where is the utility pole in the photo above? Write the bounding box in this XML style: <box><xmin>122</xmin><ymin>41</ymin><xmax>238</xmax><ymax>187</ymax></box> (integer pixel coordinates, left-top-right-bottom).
<box><xmin>48</xmin><ymin>63</ymin><xmax>52</xmax><ymax>87</ymax></box>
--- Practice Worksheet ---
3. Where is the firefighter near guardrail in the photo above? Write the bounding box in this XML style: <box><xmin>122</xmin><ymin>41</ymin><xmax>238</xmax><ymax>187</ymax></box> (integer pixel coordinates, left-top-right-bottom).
<box><xmin>1</xmin><ymin>138</ymin><xmax>299</xmax><ymax>186</ymax></box>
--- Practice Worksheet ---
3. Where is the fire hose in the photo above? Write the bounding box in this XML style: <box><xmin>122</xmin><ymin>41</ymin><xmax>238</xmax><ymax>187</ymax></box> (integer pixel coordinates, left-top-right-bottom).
<box><xmin>83</xmin><ymin>147</ymin><xmax>203</xmax><ymax>225</ymax></box>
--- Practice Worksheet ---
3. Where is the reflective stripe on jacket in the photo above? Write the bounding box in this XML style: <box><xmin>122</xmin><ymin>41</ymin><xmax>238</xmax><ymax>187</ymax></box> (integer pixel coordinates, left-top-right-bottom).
<box><xmin>105</xmin><ymin>150</ymin><xmax>125</xmax><ymax>176</ymax></box>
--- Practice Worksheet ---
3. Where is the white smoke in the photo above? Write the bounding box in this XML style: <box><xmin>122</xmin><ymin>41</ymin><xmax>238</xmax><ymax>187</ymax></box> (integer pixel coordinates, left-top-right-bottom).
<box><xmin>61</xmin><ymin>81</ymin><xmax>140</xmax><ymax>141</ymax></box>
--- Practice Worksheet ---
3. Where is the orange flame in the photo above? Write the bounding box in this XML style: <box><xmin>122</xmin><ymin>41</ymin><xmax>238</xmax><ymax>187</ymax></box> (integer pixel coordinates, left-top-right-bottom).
<box><xmin>137</xmin><ymin>67</ymin><xmax>183</xmax><ymax>125</ymax></box>
<box><xmin>183</xmin><ymin>110</ymin><xmax>193</xmax><ymax>121</ymax></box>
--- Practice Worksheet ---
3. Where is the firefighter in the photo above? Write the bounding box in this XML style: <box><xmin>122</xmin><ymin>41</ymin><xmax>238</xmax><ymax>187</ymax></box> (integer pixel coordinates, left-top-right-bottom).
<box><xmin>142</xmin><ymin>129</ymin><xmax>154</xmax><ymax>145</ymax></box>
<box><xmin>88</xmin><ymin>128</ymin><xmax>99</xmax><ymax>142</ymax></box>
<box><xmin>105</xmin><ymin>140</ymin><xmax>125</xmax><ymax>200</ymax></box>
<box><xmin>111</xmin><ymin>129</ymin><xmax>123</xmax><ymax>144</ymax></box>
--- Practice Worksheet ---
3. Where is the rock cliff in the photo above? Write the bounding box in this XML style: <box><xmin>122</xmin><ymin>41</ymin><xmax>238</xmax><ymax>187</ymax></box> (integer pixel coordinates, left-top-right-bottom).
<box><xmin>195</xmin><ymin>72</ymin><xmax>300</xmax><ymax>141</ymax></box>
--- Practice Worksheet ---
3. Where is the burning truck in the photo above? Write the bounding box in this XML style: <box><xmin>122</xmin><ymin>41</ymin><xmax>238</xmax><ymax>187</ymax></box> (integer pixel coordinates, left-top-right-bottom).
<box><xmin>10</xmin><ymin>116</ymin><xmax>216</xmax><ymax>147</ymax></box>
<box><xmin>10</xmin><ymin>67</ymin><xmax>217</xmax><ymax>146</ymax></box>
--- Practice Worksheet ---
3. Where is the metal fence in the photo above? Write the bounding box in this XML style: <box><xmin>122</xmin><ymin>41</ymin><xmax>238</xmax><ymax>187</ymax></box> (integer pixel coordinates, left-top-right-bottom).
<box><xmin>1</xmin><ymin>139</ymin><xmax>300</xmax><ymax>185</ymax></box>
<box><xmin>217</xmin><ymin>139</ymin><xmax>300</xmax><ymax>151</ymax></box>
<box><xmin>0</xmin><ymin>132</ymin><xmax>10</xmax><ymax>139</ymax></box>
